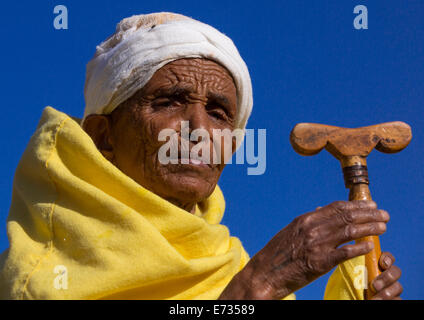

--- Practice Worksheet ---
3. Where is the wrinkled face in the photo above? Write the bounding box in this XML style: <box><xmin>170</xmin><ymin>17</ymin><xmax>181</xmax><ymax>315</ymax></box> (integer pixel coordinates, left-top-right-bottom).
<box><xmin>83</xmin><ymin>58</ymin><xmax>237</xmax><ymax>209</ymax></box>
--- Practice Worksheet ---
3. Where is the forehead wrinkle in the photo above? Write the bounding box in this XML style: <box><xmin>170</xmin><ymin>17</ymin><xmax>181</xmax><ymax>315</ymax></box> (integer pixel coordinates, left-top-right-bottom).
<box><xmin>164</xmin><ymin>65</ymin><xmax>185</xmax><ymax>84</ymax></box>
<box><xmin>172</xmin><ymin>65</ymin><xmax>233</xmax><ymax>83</ymax></box>
<box><xmin>142</xmin><ymin>68</ymin><xmax>180</xmax><ymax>95</ymax></box>
<box><xmin>165</xmin><ymin>59</ymin><xmax>233</xmax><ymax>80</ymax></box>
<box><xmin>208</xmin><ymin>76</ymin><xmax>234</xmax><ymax>90</ymax></box>
<box><xmin>149</xmin><ymin>59</ymin><xmax>236</xmax><ymax>105</ymax></box>
<box><xmin>164</xmin><ymin>68</ymin><xmax>234</xmax><ymax>93</ymax></box>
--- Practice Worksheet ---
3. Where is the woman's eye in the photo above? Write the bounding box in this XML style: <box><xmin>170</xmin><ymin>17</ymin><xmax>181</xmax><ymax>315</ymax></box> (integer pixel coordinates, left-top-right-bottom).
<box><xmin>152</xmin><ymin>97</ymin><xmax>174</xmax><ymax>107</ymax></box>
<box><xmin>152</xmin><ymin>94</ymin><xmax>186</xmax><ymax>108</ymax></box>
<box><xmin>208</xmin><ymin>108</ymin><xmax>227</xmax><ymax>120</ymax></box>
<box><xmin>205</xmin><ymin>101</ymin><xmax>228</xmax><ymax>120</ymax></box>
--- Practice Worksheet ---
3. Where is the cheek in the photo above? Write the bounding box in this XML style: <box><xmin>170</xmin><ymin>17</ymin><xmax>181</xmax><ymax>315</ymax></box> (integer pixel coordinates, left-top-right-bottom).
<box><xmin>119</xmin><ymin>108</ymin><xmax>183</xmax><ymax>167</ymax></box>
<box><xmin>144</xmin><ymin>110</ymin><xmax>186</xmax><ymax>149</ymax></box>
<box><xmin>150</xmin><ymin>115</ymin><xmax>181</xmax><ymax>139</ymax></box>
<box><xmin>110</xmin><ymin>111</ymin><xmax>151</xmax><ymax>166</ymax></box>
<box><xmin>113</xmin><ymin>126</ymin><xmax>146</xmax><ymax>168</ymax></box>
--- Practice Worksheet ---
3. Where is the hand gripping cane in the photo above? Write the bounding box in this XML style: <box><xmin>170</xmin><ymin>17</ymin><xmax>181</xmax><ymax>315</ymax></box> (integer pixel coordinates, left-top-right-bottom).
<box><xmin>290</xmin><ymin>121</ymin><xmax>412</xmax><ymax>299</ymax></box>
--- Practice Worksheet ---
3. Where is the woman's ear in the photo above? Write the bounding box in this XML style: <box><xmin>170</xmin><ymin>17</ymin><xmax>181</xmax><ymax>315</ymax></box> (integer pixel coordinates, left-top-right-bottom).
<box><xmin>82</xmin><ymin>114</ymin><xmax>115</xmax><ymax>162</ymax></box>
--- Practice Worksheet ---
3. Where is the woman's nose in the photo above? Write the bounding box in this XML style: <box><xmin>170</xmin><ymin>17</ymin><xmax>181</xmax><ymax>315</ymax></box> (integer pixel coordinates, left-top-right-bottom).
<box><xmin>184</xmin><ymin>102</ymin><xmax>210</xmax><ymax>133</ymax></box>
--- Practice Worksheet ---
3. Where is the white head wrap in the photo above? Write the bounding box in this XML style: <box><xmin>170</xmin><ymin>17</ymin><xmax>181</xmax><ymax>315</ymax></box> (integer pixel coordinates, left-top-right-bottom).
<box><xmin>83</xmin><ymin>12</ymin><xmax>253</xmax><ymax>147</ymax></box>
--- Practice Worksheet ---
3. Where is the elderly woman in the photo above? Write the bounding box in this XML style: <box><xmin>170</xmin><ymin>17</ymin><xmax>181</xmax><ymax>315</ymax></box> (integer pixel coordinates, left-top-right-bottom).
<box><xmin>0</xmin><ymin>12</ymin><xmax>402</xmax><ymax>300</ymax></box>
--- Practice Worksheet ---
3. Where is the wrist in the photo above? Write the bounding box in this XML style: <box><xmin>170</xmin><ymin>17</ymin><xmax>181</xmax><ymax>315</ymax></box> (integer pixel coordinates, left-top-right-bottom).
<box><xmin>219</xmin><ymin>260</ymin><xmax>277</xmax><ymax>300</ymax></box>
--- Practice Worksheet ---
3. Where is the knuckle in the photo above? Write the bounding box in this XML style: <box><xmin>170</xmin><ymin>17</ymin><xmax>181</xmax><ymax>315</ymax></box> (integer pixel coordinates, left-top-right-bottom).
<box><xmin>331</xmin><ymin>201</ymin><xmax>347</xmax><ymax>212</ymax></box>
<box><xmin>392</xmin><ymin>265</ymin><xmax>402</xmax><ymax>279</ymax></box>
<box><xmin>357</xmin><ymin>200</ymin><xmax>377</xmax><ymax>210</ymax></box>
<box><xmin>367</xmin><ymin>200</ymin><xmax>377</xmax><ymax>209</ymax></box>
<box><xmin>330</xmin><ymin>248</ymin><xmax>349</xmax><ymax>265</ymax></box>
<box><xmin>339</xmin><ymin>246</ymin><xmax>352</xmax><ymax>261</ymax></box>
<box><xmin>370</xmin><ymin>222</ymin><xmax>386</xmax><ymax>235</ymax></box>
<box><xmin>304</xmin><ymin>228</ymin><xmax>319</xmax><ymax>246</ymax></box>
<box><xmin>340</xmin><ymin>210</ymin><xmax>354</xmax><ymax>225</ymax></box>
<box><xmin>295</xmin><ymin>213</ymin><xmax>307</xmax><ymax>225</ymax></box>
<box><xmin>385</xmin><ymin>268</ymin><xmax>398</xmax><ymax>283</ymax></box>
<box><xmin>343</xmin><ymin>224</ymin><xmax>355</xmax><ymax>239</ymax></box>
<box><xmin>291</xmin><ymin>216</ymin><xmax>304</xmax><ymax>233</ymax></box>
<box><xmin>329</xmin><ymin>250</ymin><xmax>346</xmax><ymax>267</ymax></box>
<box><xmin>302</xmin><ymin>214</ymin><xmax>314</xmax><ymax>227</ymax></box>
<box><xmin>295</xmin><ymin>213</ymin><xmax>315</xmax><ymax>231</ymax></box>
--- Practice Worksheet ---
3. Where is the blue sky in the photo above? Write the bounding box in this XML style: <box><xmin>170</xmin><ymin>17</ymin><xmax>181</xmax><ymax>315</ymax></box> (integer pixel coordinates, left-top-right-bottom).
<box><xmin>0</xmin><ymin>0</ymin><xmax>423</xmax><ymax>299</ymax></box>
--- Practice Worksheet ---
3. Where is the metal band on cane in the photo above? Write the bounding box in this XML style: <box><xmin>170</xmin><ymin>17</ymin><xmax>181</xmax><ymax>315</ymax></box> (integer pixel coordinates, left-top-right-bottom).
<box><xmin>343</xmin><ymin>165</ymin><xmax>369</xmax><ymax>188</ymax></box>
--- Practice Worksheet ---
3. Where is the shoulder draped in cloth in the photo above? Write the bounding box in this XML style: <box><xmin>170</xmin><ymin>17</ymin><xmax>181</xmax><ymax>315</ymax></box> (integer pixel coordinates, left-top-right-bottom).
<box><xmin>0</xmin><ymin>107</ymin><xmax>363</xmax><ymax>299</ymax></box>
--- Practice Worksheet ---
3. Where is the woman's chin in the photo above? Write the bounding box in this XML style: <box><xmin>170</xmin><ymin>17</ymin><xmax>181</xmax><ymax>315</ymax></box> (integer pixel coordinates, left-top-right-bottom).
<box><xmin>159</xmin><ymin>175</ymin><xmax>216</xmax><ymax>204</ymax></box>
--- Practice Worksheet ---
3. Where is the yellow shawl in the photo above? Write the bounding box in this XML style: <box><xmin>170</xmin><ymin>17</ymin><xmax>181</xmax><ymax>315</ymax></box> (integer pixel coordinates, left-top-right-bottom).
<box><xmin>0</xmin><ymin>107</ymin><xmax>364</xmax><ymax>300</ymax></box>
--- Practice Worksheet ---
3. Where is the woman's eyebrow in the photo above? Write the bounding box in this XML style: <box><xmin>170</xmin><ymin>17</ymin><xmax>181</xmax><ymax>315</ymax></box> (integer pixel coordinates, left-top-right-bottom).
<box><xmin>207</xmin><ymin>92</ymin><xmax>230</xmax><ymax>107</ymax></box>
<box><xmin>151</xmin><ymin>86</ymin><xmax>235</xmax><ymax>113</ymax></box>
<box><xmin>207</xmin><ymin>92</ymin><xmax>236</xmax><ymax>116</ymax></box>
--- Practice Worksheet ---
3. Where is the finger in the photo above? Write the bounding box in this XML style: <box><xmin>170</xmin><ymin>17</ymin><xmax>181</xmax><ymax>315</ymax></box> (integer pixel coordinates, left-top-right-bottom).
<box><xmin>315</xmin><ymin>201</ymin><xmax>376</xmax><ymax>221</ymax></box>
<box><xmin>371</xmin><ymin>281</ymin><xmax>403</xmax><ymax>300</ymax></box>
<box><xmin>320</xmin><ymin>201</ymin><xmax>387</xmax><ymax>226</ymax></box>
<box><xmin>303</xmin><ymin>201</ymin><xmax>381</xmax><ymax>228</ymax></box>
<box><xmin>308</xmin><ymin>221</ymin><xmax>387</xmax><ymax>247</ymax></box>
<box><xmin>333</xmin><ymin>222</ymin><xmax>387</xmax><ymax>245</ymax></box>
<box><xmin>328</xmin><ymin>241</ymin><xmax>374</xmax><ymax>266</ymax></box>
<box><xmin>379</xmin><ymin>252</ymin><xmax>395</xmax><ymax>270</ymax></box>
<box><xmin>330</xmin><ymin>200</ymin><xmax>378</xmax><ymax>215</ymax></box>
<box><xmin>371</xmin><ymin>265</ymin><xmax>402</xmax><ymax>292</ymax></box>
<box><xmin>335</xmin><ymin>209</ymin><xmax>389</xmax><ymax>227</ymax></box>
<box><xmin>309</xmin><ymin>210</ymin><xmax>389</xmax><ymax>237</ymax></box>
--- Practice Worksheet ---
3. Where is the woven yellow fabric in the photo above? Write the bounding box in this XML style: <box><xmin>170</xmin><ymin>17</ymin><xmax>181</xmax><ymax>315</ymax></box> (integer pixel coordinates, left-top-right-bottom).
<box><xmin>324</xmin><ymin>256</ymin><xmax>365</xmax><ymax>300</ymax></box>
<box><xmin>0</xmin><ymin>106</ymin><xmax>361</xmax><ymax>300</ymax></box>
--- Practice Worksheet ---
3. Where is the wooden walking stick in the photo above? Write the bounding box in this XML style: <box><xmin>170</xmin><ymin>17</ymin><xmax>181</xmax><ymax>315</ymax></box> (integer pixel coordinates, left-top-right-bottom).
<box><xmin>289</xmin><ymin>121</ymin><xmax>412</xmax><ymax>299</ymax></box>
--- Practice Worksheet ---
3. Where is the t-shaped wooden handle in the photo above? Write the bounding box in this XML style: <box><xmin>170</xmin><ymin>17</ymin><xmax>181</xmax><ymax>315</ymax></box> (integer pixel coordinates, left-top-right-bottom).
<box><xmin>290</xmin><ymin>121</ymin><xmax>412</xmax><ymax>299</ymax></box>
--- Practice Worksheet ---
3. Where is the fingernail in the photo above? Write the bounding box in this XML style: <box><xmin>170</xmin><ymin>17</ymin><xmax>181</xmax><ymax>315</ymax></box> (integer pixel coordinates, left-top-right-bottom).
<box><xmin>384</xmin><ymin>256</ymin><xmax>392</xmax><ymax>267</ymax></box>
<box><xmin>373</xmin><ymin>279</ymin><xmax>384</xmax><ymax>292</ymax></box>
